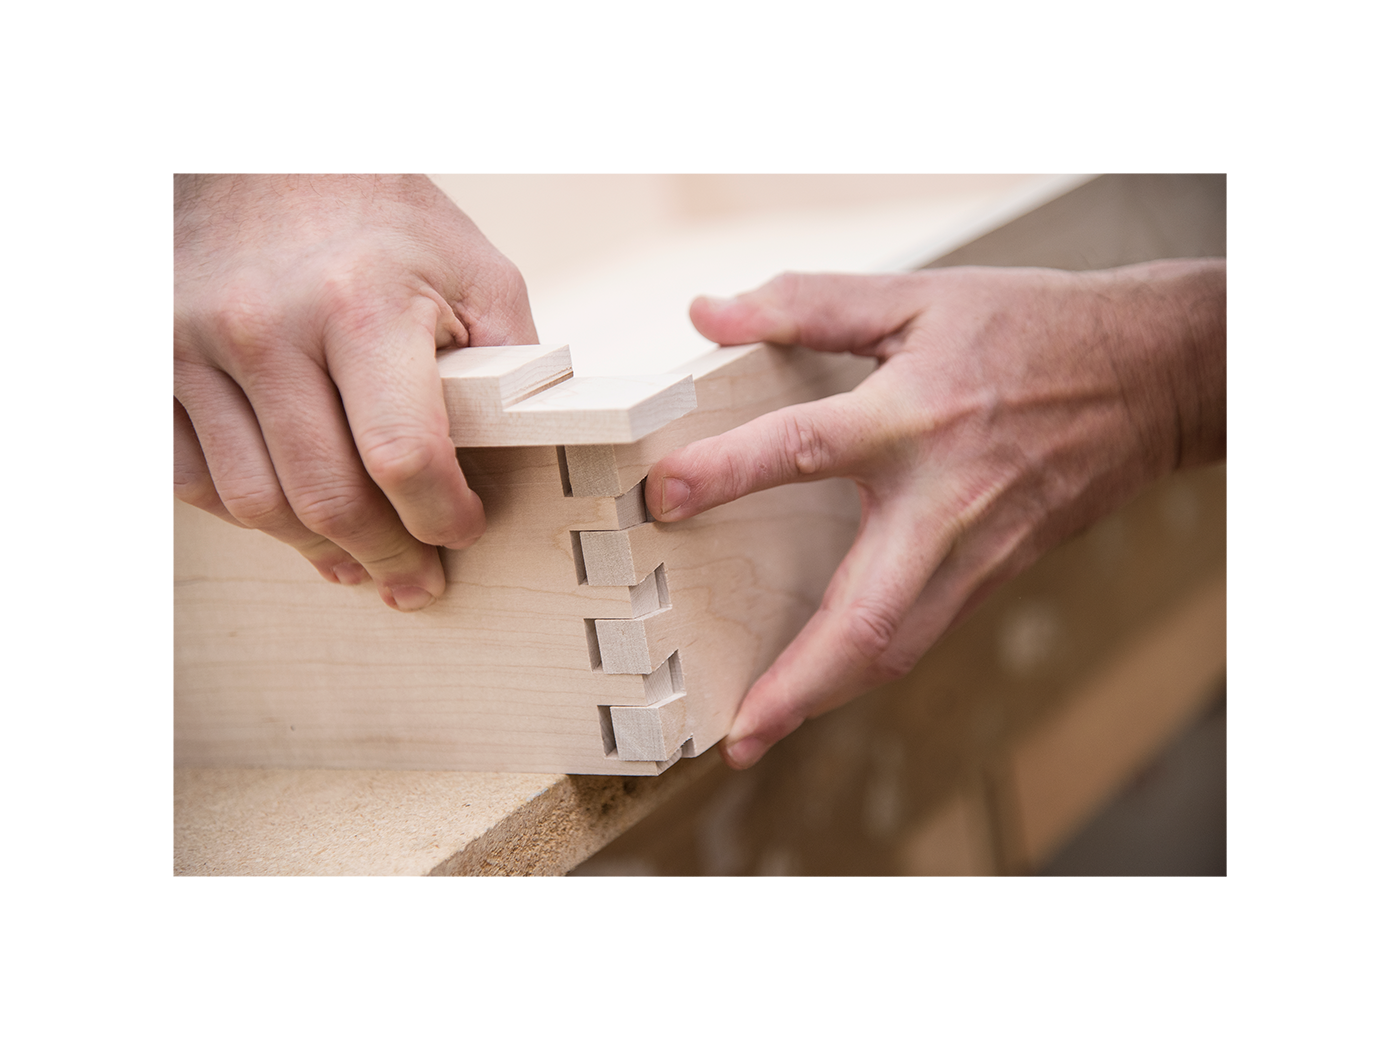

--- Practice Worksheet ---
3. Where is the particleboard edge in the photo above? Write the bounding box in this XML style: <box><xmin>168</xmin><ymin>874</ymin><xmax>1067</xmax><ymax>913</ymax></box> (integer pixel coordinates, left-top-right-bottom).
<box><xmin>173</xmin><ymin>750</ymin><xmax>724</xmax><ymax>876</ymax></box>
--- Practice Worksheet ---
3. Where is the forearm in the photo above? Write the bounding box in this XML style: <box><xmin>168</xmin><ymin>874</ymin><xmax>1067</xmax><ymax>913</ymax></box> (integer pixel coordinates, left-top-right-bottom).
<box><xmin>1089</xmin><ymin>258</ymin><xmax>1227</xmax><ymax>477</ymax></box>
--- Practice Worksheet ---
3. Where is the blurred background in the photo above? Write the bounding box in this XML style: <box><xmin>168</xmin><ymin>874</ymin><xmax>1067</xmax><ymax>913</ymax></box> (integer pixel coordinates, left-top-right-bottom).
<box><xmin>430</xmin><ymin>174</ymin><xmax>1227</xmax><ymax>876</ymax></box>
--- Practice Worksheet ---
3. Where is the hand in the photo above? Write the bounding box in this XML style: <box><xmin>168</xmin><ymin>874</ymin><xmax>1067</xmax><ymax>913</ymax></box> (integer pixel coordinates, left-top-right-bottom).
<box><xmin>645</xmin><ymin>261</ymin><xmax>1226</xmax><ymax>768</ymax></box>
<box><xmin>174</xmin><ymin>174</ymin><xmax>537</xmax><ymax>610</ymax></box>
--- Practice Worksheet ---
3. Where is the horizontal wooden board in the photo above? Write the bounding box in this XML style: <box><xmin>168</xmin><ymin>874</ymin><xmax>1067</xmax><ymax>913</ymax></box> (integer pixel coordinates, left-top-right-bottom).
<box><xmin>439</xmin><ymin>343</ymin><xmax>699</xmax><ymax>446</ymax></box>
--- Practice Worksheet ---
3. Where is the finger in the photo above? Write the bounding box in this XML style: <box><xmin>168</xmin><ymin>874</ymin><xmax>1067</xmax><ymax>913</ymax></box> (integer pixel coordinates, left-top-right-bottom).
<box><xmin>228</xmin><ymin>349</ymin><xmax>445</xmax><ymax>610</ymax></box>
<box><xmin>174</xmin><ymin>397</ymin><xmax>239</xmax><ymax>526</ymax></box>
<box><xmin>175</xmin><ymin>368</ymin><xmax>367</xmax><ymax>586</ymax></box>
<box><xmin>415</xmin><ymin>177</ymin><xmax>540</xmax><ymax>347</ymax></box>
<box><xmin>690</xmin><ymin>272</ymin><xmax>927</xmax><ymax>355</ymax></box>
<box><xmin>720</xmin><ymin>497</ymin><xmax>953</xmax><ymax>770</ymax></box>
<box><xmin>325</xmin><ymin>296</ymin><xmax>485</xmax><ymax>550</ymax></box>
<box><xmin>645</xmin><ymin>390</ymin><xmax>885</xmax><ymax>521</ymax></box>
<box><xmin>902</xmin><ymin>496</ymin><xmax>1054</xmax><ymax>645</ymax></box>
<box><xmin>874</xmin><ymin>540</ymin><xmax>1027</xmax><ymax>682</ymax></box>
<box><xmin>455</xmin><ymin>250</ymin><xmax>539</xmax><ymax>346</ymax></box>
<box><xmin>845</xmin><ymin>482</ymin><xmax>1055</xmax><ymax>685</ymax></box>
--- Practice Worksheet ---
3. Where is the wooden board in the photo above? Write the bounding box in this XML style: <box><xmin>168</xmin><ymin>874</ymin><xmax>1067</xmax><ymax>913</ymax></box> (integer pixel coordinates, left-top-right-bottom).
<box><xmin>175</xmin><ymin>344</ymin><xmax>869</xmax><ymax>774</ymax></box>
<box><xmin>437</xmin><ymin>342</ymin><xmax>698</xmax><ymax>446</ymax></box>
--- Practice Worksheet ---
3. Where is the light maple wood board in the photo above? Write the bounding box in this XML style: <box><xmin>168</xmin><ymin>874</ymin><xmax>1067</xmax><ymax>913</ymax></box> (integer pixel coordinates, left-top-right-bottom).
<box><xmin>438</xmin><ymin>342</ymin><xmax>699</xmax><ymax>447</ymax></box>
<box><xmin>176</xmin><ymin>344</ymin><xmax>868</xmax><ymax>773</ymax></box>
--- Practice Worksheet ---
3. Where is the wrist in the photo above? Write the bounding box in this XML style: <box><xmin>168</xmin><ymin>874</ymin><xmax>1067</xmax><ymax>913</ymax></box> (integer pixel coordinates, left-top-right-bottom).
<box><xmin>1086</xmin><ymin>259</ymin><xmax>1226</xmax><ymax>476</ymax></box>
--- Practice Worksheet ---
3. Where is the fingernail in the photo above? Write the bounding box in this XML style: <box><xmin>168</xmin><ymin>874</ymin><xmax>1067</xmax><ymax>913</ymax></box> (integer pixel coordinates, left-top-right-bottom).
<box><xmin>332</xmin><ymin>562</ymin><xmax>366</xmax><ymax>586</ymax></box>
<box><xmin>722</xmin><ymin>736</ymin><xmax>766</xmax><ymax>770</ymax></box>
<box><xmin>700</xmin><ymin>295</ymin><xmax>739</xmax><ymax>311</ymax></box>
<box><xmin>660</xmin><ymin>476</ymin><xmax>690</xmax><ymax>517</ymax></box>
<box><xmin>387</xmin><ymin>586</ymin><xmax>435</xmax><ymax>612</ymax></box>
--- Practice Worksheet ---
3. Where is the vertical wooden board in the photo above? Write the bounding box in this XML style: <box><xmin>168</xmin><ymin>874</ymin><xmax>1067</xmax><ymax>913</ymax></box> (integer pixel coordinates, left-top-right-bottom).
<box><xmin>175</xmin><ymin>444</ymin><xmax>666</xmax><ymax>773</ymax></box>
<box><xmin>176</xmin><ymin>424</ymin><xmax>862</xmax><ymax>773</ymax></box>
<box><xmin>1006</xmin><ymin>569</ymin><xmax>1227</xmax><ymax>868</ymax></box>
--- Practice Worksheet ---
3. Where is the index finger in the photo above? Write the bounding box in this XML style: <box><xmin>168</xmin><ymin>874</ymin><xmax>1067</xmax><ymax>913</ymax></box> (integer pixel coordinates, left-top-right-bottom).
<box><xmin>326</xmin><ymin>295</ymin><xmax>485</xmax><ymax>550</ymax></box>
<box><xmin>646</xmin><ymin>393</ymin><xmax>872</xmax><ymax>521</ymax></box>
<box><xmin>645</xmin><ymin>381</ymin><xmax>902</xmax><ymax>521</ymax></box>
<box><xmin>690</xmin><ymin>272</ymin><xmax>928</xmax><ymax>355</ymax></box>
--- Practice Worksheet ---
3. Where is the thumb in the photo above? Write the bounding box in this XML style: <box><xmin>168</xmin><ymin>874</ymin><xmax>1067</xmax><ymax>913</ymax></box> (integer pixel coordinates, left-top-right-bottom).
<box><xmin>690</xmin><ymin>272</ymin><xmax>925</xmax><ymax>355</ymax></box>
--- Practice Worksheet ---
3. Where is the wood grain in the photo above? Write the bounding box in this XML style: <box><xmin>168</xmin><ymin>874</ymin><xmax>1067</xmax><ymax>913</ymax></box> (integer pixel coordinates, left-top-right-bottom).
<box><xmin>176</xmin><ymin>342</ymin><xmax>864</xmax><ymax>774</ymax></box>
<box><xmin>439</xmin><ymin>343</ymin><xmax>699</xmax><ymax>446</ymax></box>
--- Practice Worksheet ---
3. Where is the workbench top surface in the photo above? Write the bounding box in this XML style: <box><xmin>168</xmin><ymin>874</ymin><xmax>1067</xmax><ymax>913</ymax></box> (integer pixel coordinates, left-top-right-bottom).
<box><xmin>175</xmin><ymin>754</ymin><xmax>720</xmax><ymax>876</ymax></box>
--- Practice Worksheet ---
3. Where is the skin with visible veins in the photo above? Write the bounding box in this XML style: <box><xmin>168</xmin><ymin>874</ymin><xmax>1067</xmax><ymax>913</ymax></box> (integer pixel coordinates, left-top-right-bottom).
<box><xmin>174</xmin><ymin>175</ymin><xmax>537</xmax><ymax>611</ymax></box>
<box><xmin>643</xmin><ymin>262</ymin><xmax>1225</xmax><ymax>769</ymax></box>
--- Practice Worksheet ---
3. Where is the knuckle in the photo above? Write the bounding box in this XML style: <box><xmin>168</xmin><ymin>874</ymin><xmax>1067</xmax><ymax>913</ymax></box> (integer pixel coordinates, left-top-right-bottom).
<box><xmin>317</xmin><ymin>266</ymin><xmax>388</xmax><ymax>341</ymax></box>
<box><xmin>208</xmin><ymin>283</ymin><xmax>283</xmax><ymax>365</ymax></box>
<box><xmin>461</xmin><ymin>258</ymin><xmax>533</xmax><ymax>334</ymax></box>
<box><xmin>777</xmin><ymin>412</ymin><xmax>835</xmax><ymax>477</ymax></box>
<box><xmin>358</xmin><ymin>431</ymin><xmax>444</xmax><ymax>491</ymax></box>
<box><xmin>319</xmin><ymin>265</ymin><xmax>372</xmax><ymax>320</ymax></box>
<box><xmin>293</xmin><ymin>488</ymin><xmax>368</xmax><ymax>539</ymax></box>
<box><xmin>317</xmin><ymin>266</ymin><xmax>359</xmax><ymax>313</ymax></box>
<box><xmin>221</xmin><ymin>481</ymin><xmax>293</xmax><ymax>532</ymax></box>
<box><xmin>841</xmin><ymin>598</ymin><xmax>902</xmax><ymax>664</ymax></box>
